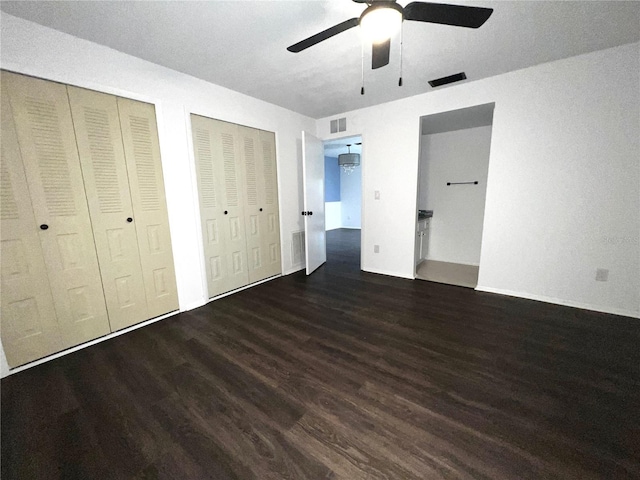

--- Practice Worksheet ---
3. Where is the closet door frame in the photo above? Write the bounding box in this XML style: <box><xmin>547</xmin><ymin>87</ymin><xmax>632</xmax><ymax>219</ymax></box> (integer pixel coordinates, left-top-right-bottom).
<box><xmin>185</xmin><ymin>108</ymin><xmax>284</xmax><ymax>300</ymax></box>
<box><xmin>191</xmin><ymin>114</ymin><xmax>251</xmax><ymax>297</ymax></box>
<box><xmin>0</xmin><ymin>69</ymin><xmax>181</xmax><ymax>372</ymax></box>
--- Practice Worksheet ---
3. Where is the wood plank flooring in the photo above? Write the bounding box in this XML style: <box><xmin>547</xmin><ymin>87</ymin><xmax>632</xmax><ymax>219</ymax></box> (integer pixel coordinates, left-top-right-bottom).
<box><xmin>2</xmin><ymin>228</ymin><xmax>640</xmax><ymax>479</ymax></box>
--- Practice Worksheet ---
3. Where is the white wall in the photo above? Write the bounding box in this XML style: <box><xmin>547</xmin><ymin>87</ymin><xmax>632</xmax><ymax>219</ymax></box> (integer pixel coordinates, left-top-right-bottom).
<box><xmin>340</xmin><ymin>165</ymin><xmax>362</xmax><ymax>228</ymax></box>
<box><xmin>325</xmin><ymin>202</ymin><xmax>342</xmax><ymax>230</ymax></box>
<box><xmin>317</xmin><ymin>42</ymin><xmax>640</xmax><ymax>318</ymax></box>
<box><xmin>0</xmin><ymin>14</ymin><xmax>316</xmax><ymax>376</ymax></box>
<box><xmin>419</xmin><ymin>126</ymin><xmax>492</xmax><ymax>265</ymax></box>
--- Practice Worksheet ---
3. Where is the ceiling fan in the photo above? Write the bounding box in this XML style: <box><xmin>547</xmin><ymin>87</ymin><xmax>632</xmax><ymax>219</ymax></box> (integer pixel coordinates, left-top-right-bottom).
<box><xmin>287</xmin><ymin>0</ymin><xmax>493</xmax><ymax>70</ymax></box>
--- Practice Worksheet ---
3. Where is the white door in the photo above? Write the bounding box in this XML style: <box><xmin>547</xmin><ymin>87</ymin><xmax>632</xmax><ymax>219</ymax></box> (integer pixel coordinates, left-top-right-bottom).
<box><xmin>301</xmin><ymin>131</ymin><xmax>326</xmax><ymax>275</ymax></box>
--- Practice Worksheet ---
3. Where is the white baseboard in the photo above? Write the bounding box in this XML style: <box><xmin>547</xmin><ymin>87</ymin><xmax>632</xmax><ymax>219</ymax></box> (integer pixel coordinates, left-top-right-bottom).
<box><xmin>340</xmin><ymin>226</ymin><xmax>362</xmax><ymax>230</ymax></box>
<box><xmin>475</xmin><ymin>286</ymin><xmax>640</xmax><ymax>319</ymax></box>
<box><xmin>181</xmin><ymin>299</ymin><xmax>208</xmax><ymax>312</ymax></box>
<box><xmin>363</xmin><ymin>268</ymin><xmax>414</xmax><ymax>280</ymax></box>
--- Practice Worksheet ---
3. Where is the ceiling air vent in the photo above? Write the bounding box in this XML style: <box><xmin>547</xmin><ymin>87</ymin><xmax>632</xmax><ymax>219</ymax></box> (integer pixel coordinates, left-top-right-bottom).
<box><xmin>428</xmin><ymin>72</ymin><xmax>467</xmax><ymax>88</ymax></box>
<box><xmin>330</xmin><ymin>117</ymin><xmax>347</xmax><ymax>134</ymax></box>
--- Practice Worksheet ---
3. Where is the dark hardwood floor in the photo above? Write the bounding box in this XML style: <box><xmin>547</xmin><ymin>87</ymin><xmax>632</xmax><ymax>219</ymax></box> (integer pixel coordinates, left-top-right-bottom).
<box><xmin>2</xmin><ymin>228</ymin><xmax>640</xmax><ymax>479</ymax></box>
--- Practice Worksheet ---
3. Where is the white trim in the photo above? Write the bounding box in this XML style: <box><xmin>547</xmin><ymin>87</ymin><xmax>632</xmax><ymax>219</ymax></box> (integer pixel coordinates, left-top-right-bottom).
<box><xmin>181</xmin><ymin>106</ymin><xmax>210</xmax><ymax>306</ymax></box>
<box><xmin>3</xmin><ymin>310</ymin><xmax>179</xmax><ymax>377</ymax></box>
<box><xmin>339</xmin><ymin>226</ymin><xmax>362</xmax><ymax>230</ymax></box>
<box><xmin>181</xmin><ymin>300</ymin><xmax>208</xmax><ymax>312</ymax></box>
<box><xmin>475</xmin><ymin>286</ymin><xmax>640</xmax><ymax>319</ymax></box>
<box><xmin>363</xmin><ymin>268</ymin><xmax>415</xmax><ymax>280</ymax></box>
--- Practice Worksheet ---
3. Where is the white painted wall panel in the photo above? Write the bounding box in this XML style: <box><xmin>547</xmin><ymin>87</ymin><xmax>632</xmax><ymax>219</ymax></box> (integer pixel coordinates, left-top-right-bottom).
<box><xmin>420</xmin><ymin>126</ymin><xmax>492</xmax><ymax>265</ymax></box>
<box><xmin>317</xmin><ymin>42</ymin><xmax>640</xmax><ymax>318</ymax></box>
<box><xmin>325</xmin><ymin>202</ymin><xmax>342</xmax><ymax>230</ymax></box>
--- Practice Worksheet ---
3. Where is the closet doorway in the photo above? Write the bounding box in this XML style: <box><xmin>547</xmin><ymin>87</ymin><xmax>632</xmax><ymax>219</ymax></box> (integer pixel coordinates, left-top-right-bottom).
<box><xmin>415</xmin><ymin>104</ymin><xmax>494</xmax><ymax>288</ymax></box>
<box><xmin>191</xmin><ymin>115</ymin><xmax>281</xmax><ymax>298</ymax></box>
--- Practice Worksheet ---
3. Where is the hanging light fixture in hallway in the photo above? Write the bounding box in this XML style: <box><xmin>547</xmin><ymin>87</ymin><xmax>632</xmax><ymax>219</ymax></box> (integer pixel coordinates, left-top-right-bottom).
<box><xmin>338</xmin><ymin>143</ymin><xmax>361</xmax><ymax>174</ymax></box>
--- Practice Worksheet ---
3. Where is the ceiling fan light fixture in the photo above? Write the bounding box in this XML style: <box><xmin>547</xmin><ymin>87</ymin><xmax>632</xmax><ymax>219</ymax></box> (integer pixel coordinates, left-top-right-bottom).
<box><xmin>359</xmin><ymin>3</ymin><xmax>403</xmax><ymax>44</ymax></box>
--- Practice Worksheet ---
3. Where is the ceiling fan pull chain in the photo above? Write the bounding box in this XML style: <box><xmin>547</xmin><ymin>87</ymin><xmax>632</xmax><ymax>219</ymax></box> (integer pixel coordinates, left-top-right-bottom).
<box><xmin>399</xmin><ymin>22</ymin><xmax>404</xmax><ymax>87</ymax></box>
<box><xmin>361</xmin><ymin>39</ymin><xmax>365</xmax><ymax>95</ymax></box>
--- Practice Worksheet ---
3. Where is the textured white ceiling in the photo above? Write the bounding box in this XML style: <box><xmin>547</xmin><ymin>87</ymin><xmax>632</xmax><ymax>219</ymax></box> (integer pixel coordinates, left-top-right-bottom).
<box><xmin>2</xmin><ymin>1</ymin><xmax>639</xmax><ymax>119</ymax></box>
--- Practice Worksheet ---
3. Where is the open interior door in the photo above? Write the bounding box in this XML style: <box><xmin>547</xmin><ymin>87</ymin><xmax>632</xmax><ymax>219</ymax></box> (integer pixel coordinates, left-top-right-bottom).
<box><xmin>302</xmin><ymin>131</ymin><xmax>326</xmax><ymax>275</ymax></box>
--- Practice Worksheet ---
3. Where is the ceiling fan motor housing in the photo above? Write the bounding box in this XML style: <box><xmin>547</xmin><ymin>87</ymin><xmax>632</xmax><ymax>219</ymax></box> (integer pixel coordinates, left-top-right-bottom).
<box><xmin>359</xmin><ymin>2</ymin><xmax>405</xmax><ymax>44</ymax></box>
<box><xmin>359</xmin><ymin>1</ymin><xmax>405</xmax><ymax>24</ymax></box>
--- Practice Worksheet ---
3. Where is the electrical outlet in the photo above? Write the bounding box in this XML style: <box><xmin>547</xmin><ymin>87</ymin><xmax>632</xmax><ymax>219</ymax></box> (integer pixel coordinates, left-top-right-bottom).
<box><xmin>374</xmin><ymin>245</ymin><xmax>380</xmax><ymax>253</ymax></box>
<box><xmin>374</xmin><ymin>190</ymin><xmax>380</xmax><ymax>200</ymax></box>
<box><xmin>595</xmin><ymin>268</ymin><xmax>609</xmax><ymax>282</ymax></box>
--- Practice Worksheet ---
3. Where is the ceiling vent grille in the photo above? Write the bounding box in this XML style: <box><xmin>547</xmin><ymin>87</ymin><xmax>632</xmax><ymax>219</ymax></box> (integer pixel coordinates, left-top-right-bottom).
<box><xmin>330</xmin><ymin>117</ymin><xmax>347</xmax><ymax>134</ymax></box>
<box><xmin>429</xmin><ymin>72</ymin><xmax>467</xmax><ymax>88</ymax></box>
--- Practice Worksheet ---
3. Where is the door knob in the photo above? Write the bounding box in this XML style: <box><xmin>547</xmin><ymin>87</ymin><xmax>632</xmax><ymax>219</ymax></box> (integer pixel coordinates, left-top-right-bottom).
<box><xmin>224</xmin><ymin>210</ymin><xmax>228</xmax><ymax>215</ymax></box>
<box><xmin>127</xmin><ymin>217</ymin><xmax>133</xmax><ymax>223</ymax></box>
<box><xmin>259</xmin><ymin>208</ymin><xmax>263</xmax><ymax>212</ymax></box>
<box><xmin>40</xmin><ymin>224</ymin><xmax>49</xmax><ymax>230</ymax></box>
<box><xmin>309</xmin><ymin>211</ymin><xmax>313</xmax><ymax>215</ymax></box>
<box><xmin>301</xmin><ymin>211</ymin><xmax>306</xmax><ymax>216</ymax></box>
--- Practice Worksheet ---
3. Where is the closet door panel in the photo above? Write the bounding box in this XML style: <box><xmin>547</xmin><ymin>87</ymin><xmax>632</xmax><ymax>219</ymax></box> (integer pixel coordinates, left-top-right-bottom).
<box><xmin>192</xmin><ymin>115</ymin><xmax>231</xmax><ymax>297</ymax></box>
<box><xmin>218</xmin><ymin>122</ymin><xmax>249</xmax><ymax>292</ymax></box>
<box><xmin>237</xmin><ymin>126</ymin><xmax>264</xmax><ymax>283</ymax></box>
<box><xmin>191</xmin><ymin>115</ymin><xmax>249</xmax><ymax>296</ymax></box>
<box><xmin>68</xmin><ymin>86</ymin><xmax>149</xmax><ymax>331</ymax></box>
<box><xmin>257</xmin><ymin>130</ymin><xmax>281</xmax><ymax>279</ymax></box>
<box><xmin>2</xmin><ymin>71</ymin><xmax>110</xmax><ymax>347</ymax></box>
<box><xmin>1</xmin><ymin>86</ymin><xmax>64</xmax><ymax>367</ymax></box>
<box><xmin>238</xmin><ymin>126</ymin><xmax>281</xmax><ymax>283</ymax></box>
<box><xmin>117</xmin><ymin>97</ymin><xmax>178</xmax><ymax>318</ymax></box>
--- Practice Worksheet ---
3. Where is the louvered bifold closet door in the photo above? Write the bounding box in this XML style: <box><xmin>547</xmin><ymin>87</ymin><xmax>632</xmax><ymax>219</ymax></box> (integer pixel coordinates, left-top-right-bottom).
<box><xmin>1</xmin><ymin>72</ymin><xmax>111</xmax><ymax>351</ymax></box>
<box><xmin>191</xmin><ymin>115</ymin><xmax>249</xmax><ymax>297</ymax></box>
<box><xmin>1</xmin><ymin>84</ymin><xmax>64</xmax><ymax>367</ymax></box>
<box><xmin>117</xmin><ymin>98</ymin><xmax>179</xmax><ymax>318</ymax></box>
<box><xmin>67</xmin><ymin>86</ymin><xmax>149</xmax><ymax>331</ymax></box>
<box><xmin>257</xmin><ymin>130</ymin><xmax>281</xmax><ymax>279</ymax></box>
<box><xmin>237</xmin><ymin>126</ymin><xmax>281</xmax><ymax>283</ymax></box>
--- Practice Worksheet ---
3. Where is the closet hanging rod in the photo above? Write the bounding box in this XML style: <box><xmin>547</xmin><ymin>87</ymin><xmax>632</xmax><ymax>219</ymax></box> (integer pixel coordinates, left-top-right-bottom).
<box><xmin>447</xmin><ymin>181</ymin><xmax>478</xmax><ymax>186</ymax></box>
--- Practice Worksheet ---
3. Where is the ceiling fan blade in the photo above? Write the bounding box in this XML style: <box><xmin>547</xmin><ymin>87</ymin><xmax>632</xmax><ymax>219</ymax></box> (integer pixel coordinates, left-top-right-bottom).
<box><xmin>372</xmin><ymin>39</ymin><xmax>391</xmax><ymax>69</ymax></box>
<box><xmin>287</xmin><ymin>18</ymin><xmax>359</xmax><ymax>53</ymax></box>
<box><xmin>404</xmin><ymin>2</ymin><xmax>493</xmax><ymax>28</ymax></box>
